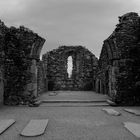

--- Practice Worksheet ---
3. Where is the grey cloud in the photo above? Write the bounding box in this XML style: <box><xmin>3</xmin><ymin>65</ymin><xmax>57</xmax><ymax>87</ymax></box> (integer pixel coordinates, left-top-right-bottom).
<box><xmin>0</xmin><ymin>0</ymin><xmax>140</xmax><ymax>58</ymax></box>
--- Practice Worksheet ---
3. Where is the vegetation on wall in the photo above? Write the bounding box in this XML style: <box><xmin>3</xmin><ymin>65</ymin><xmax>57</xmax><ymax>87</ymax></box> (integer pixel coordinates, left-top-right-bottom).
<box><xmin>97</xmin><ymin>12</ymin><xmax>140</xmax><ymax>105</ymax></box>
<box><xmin>2</xmin><ymin>25</ymin><xmax>45</xmax><ymax>105</ymax></box>
<box><xmin>4</xmin><ymin>27</ymin><xmax>33</xmax><ymax>105</ymax></box>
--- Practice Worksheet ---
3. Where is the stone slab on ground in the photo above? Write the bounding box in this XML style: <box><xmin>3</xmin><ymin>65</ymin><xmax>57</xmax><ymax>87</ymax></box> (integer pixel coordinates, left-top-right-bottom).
<box><xmin>106</xmin><ymin>99</ymin><xmax>117</xmax><ymax>106</ymax></box>
<box><xmin>49</xmin><ymin>91</ymin><xmax>58</xmax><ymax>96</ymax></box>
<box><xmin>124</xmin><ymin>109</ymin><xmax>140</xmax><ymax>116</ymax></box>
<box><xmin>21</xmin><ymin>119</ymin><xmax>49</xmax><ymax>137</ymax></box>
<box><xmin>0</xmin><ymin>119</ymin><xmax>15</xmax><ymax>134</ymax></box>
<box><xmin>40</xmin><ymin>102</ymin><xmax>109</xmax><ymax>107</ymax></box>
<box><xmin>42</xmin><ymin>100</ymin><xmax>107</xmax><ymax>103</ymax></box>
<box><xmin>102</xmin><ymin>108</ymin><xmax>121</xmax><ymax>116</ymax></box>
<box><xmin>124</xmin><ymin>122</ymin><xmax>140</xmax><ymax>138</ymax></box>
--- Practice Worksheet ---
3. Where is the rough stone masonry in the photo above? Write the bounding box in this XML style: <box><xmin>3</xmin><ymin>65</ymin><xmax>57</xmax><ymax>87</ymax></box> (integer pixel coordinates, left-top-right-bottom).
<box><xmin>0</xmin><ymin>12</ymin><xmax>140</xmax><ymax>106</ymax></box>
<box><xmin>0</xmin><ymin>20</ymin><xmax>45</xmax><ymax>105</ymax></box>
<box><xmin>42</xmin><ymin>46</ymin><xmax>98</xmax><ymax>91</ymax></box>
<box><xmin>96</xmin><ymin>12</ymin><xmax>140</xmax><ymax>105</ymax></box>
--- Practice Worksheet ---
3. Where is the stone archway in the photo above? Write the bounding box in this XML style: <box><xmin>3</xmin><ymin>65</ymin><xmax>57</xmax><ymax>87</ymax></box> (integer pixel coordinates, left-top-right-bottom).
<box><xmin>0</xmin><ymin>22</ymin><xmax>45</xmax><ymax>105</ymax></box>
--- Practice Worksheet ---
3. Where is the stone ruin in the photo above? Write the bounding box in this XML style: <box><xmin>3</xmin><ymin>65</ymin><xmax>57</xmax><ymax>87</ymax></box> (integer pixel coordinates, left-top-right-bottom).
<box><xmin>0</xmin><ymin>12</ymin><xmax>140</xmax><ymax>106</ymax></box>
<box><xmin>96</xmin><ymin>12</ymin><xmax>140</xmax><ymax>105</ymax></box>
<box><xmin>0</xmin><ymin>20</ymin><xmax>45</xmax><ymax>105</ymax></box>
<box><xmin>37</xmin><ymin>60</ymin><xmax>48</xmax><ymax>94</ymax></box>
<box><xmin>42</xmin><ymin>46</ymin><xmax>98</xmax><ymax>91</ymax></box>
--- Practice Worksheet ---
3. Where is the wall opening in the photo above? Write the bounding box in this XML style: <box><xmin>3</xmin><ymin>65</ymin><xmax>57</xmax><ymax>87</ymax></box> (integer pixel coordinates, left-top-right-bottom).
<box><xmin>67</xmin><ymin>56</ymin><xmax>73</xmax><ymax>78</ymax></box>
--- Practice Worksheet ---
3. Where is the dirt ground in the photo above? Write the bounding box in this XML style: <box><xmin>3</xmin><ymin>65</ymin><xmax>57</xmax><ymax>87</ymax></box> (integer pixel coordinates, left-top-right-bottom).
<box><xmin>0</xmin><ymin>91</ymin><xmax>140</xmax><ymax>140</ymax></box>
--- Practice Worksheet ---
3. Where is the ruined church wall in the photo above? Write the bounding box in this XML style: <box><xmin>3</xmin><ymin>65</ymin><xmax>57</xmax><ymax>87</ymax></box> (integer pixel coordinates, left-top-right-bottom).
<box><xmin>37</xmin><ymin>61</ymin><xmax>48</xmax><ymax>94</ymax></box>
<box><xmin>0</xmin><ymin>21</ymin><xmax>6</xmax><ymax>104</ymax></box>
<box><xmin>96</xmin><ymin>12</ymin><xmax>140</xmax><ymax>105</ymax></box>
<box><xmin>0</xmin><ymin>69</ymin><xmax>4</xmax><ymax>104</ymax></box>
<box><xmin>43</xmin><ymin>46</ymin><xmax>98</xmax><ymax>91</ymax></box>
<box><xmin>0</xmin><ymin>20</ymin><xmax>45</xmax><ymax>105</ymax></box>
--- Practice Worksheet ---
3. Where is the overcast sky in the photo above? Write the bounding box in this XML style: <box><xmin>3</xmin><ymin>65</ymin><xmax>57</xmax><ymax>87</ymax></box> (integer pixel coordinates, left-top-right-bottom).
<box><xmin>0</xmin><ymin>0</ymin><xmax>140</xmax><ymax>58</ymax></box>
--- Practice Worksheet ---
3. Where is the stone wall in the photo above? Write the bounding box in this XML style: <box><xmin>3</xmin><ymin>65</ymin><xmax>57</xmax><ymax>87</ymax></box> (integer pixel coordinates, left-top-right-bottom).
<box><xmin>96</xmin><ymin>12</ymin><xmax>140</xmax><ymax>105</ymax></box>
<box><xmin>0</xmin><ymin>20</ymin><xmax>45</xmax><ymax>105</ymax></box>
<box><xmin>0</xmin><ymin>20</ymin><xmax>6</xmax><ymax>104</ymax></box>
<box><xmin>43</xmin><ymin>46</ymin><xmax>98</xmax><ymax>91</ymax></box>
<box><xmin>37</xmin><ymin>61</ymin><xmax>48</xmax><ymax>94</ymax></box>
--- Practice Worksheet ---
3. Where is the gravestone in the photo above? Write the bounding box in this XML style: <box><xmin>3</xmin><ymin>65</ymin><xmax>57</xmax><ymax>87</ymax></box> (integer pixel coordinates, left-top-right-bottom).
<box><xmin>21</xmin><ymin>119</ymin><xmax>49</xmax><ymax>137</ymax></box>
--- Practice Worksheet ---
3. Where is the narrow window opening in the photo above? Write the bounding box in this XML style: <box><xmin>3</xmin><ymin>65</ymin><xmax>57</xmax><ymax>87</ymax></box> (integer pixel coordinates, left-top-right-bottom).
<box><xmin>67</xmin><ymin>56</ymin><xmax>73</xmax><ymax>78</ymax></box>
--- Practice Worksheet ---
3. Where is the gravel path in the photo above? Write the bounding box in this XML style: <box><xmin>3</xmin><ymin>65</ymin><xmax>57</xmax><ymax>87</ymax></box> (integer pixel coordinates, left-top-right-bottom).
<box><xmin>0</xmin><ymin>105</ymin><xmax>140</xmax><ymax>140</ymax></box>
